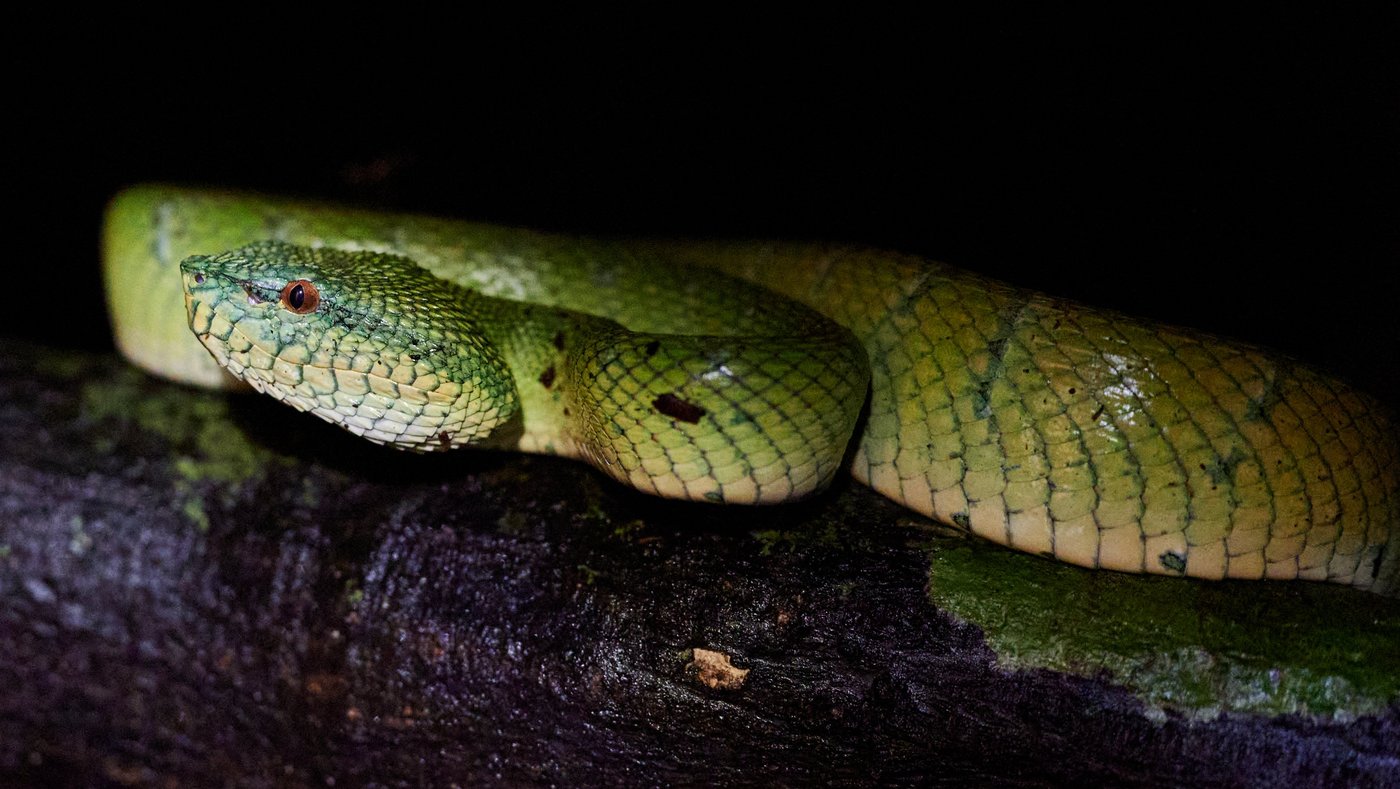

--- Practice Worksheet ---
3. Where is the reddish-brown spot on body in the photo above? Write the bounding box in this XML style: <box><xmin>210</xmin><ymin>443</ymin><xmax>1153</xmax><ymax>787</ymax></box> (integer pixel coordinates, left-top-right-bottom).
<box><xmin>654</xmin><ymin>393</ymin><xmax>706</xmax><ymax>424</ymax></box>
<box><xmin>553</xmin><ymin>331</ymin><xmax>566</xmax><ymax>351</ymax></box>
<box><xmin>539</xmin><ymin>365</ymin><xmax>556</xmax><ymax>389</ymax></box>
<box><xmin>437</xmin><ymin>431</ymin><xmax>453</xmax><ymax>448</ymax></box>
<box><xmin>644</xmin><ymin>340</ymin><xmax>661</xmax><ymax>357</ymax></box>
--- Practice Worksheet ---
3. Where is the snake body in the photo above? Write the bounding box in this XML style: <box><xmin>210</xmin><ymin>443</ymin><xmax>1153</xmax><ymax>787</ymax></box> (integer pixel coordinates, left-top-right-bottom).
<box><xmin>103</xmin><ymin>185</ymin><xmax>1400</xmax><ymax>593</ymax></box>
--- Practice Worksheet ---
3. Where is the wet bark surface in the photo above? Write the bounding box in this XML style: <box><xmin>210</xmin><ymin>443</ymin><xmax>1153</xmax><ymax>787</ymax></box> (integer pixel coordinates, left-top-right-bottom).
<box><xmin>2</xmin><ymin>339</ymin><xmax>1397</xmax><ymax>787</ymax></box>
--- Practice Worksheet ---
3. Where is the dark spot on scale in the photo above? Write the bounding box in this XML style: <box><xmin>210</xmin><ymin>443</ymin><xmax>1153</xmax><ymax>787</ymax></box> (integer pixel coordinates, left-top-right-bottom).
<box><xmin>653</xmin><ymin>393</ymin><xmax>705</xmax><ymax>424</ymax></box>
<box><xmin>437</xmin><ymin>431</ymin><xmax>453</xmax><ymax>448</ymax></box>
<box><xmin>951</xmin><ymin>512</ymin><xmax>971</xmax><ymax>530</ymax></box>
<box><xmin>1159</xmin><ymin>550</ymin><xmax>1187</xmax><ymax>573</ymax></box>
<box><xmin>987</xmin><ymin>337</ymin><xmax>1009</xmax><ymax>365</ymax></box>
<box><xmin>1245</xmin><ymin>381</ymin><xmax>1285</xmax><ymax>422</ymax></box>
<box><xmin>1068</xmin><ymin>387</ymin><xmax>1077</xmax><ymax>395</ymax></box>
<box><xmin>539</xmin><ymin>365</ymin><xmax>556</xmax><ymax>389</ymax></box>
<box><xmin>644</xmin><ymin>340</ymin><xmax>661</xmax><ymax>357</ymax></box>
<box><xmin>409</xmin><ymin>353</ymin><xmax>421</xmax><ymax>362</ymax></box>
<box><xmin>562</xmin><ymin>407</ymin><xmax>570</xmax><ymax>417</ymax></box>
<box><xmin>1091</xmin><ymin>404</ymin><xmax>1105</xmax><ymax>420</ymax></box>
<box><xmin>553</xmin><ymin>331</ymin><xmax>566</xmax><ymax>351</ymax></box>
<box><xmin>1199</xmin><ymin>449</ymin><xmax>1246</xmax><ymax>485</ymax></box>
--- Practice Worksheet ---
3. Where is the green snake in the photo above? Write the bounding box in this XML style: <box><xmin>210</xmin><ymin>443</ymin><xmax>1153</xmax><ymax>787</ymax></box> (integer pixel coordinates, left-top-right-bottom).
<box><xmin>102</xmin><ymin>185</ymin><xmax>1400</xmax><ymax>594</ymax></box>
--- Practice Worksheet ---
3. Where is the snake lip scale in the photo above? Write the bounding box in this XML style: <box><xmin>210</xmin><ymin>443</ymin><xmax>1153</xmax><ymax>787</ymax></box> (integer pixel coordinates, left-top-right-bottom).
<box><xmin>102</xmin><ymin>185</ymin><xmax>1400</xmax><ymax>595</ymax></box>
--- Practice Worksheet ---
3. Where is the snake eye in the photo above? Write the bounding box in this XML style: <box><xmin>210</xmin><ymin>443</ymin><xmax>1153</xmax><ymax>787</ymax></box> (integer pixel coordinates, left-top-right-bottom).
<box><xmin>279</xmin><ymin>279</ymin><xmax>320</xmax><ymax>314</ymax></box>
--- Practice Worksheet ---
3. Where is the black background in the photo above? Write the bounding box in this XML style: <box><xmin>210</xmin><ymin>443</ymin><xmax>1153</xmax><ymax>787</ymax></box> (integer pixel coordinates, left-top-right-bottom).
<box><xmin>8</xmin><ymin>11</ymin><xmax>1398</xmax><ymax>405</ymax></box>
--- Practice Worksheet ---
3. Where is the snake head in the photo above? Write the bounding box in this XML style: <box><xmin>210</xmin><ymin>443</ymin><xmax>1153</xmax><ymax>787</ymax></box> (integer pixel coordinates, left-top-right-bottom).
<box><xmin>179</xmin><ymin>241</ymin><xmax>520</xmax><ymax>451</ymax></box>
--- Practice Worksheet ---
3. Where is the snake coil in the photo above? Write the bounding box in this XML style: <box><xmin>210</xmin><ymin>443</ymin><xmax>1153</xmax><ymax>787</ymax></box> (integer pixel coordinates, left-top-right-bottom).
<box><xmin>103</xmin><ymin>185</ymin><xmax>1400</xmax><ymax>594</ymax></box>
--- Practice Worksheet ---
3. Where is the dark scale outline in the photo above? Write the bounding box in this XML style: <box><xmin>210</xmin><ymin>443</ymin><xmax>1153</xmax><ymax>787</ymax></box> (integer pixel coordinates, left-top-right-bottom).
<box><xmin>988</xmin><ymin>330</ymin><xmax>1058</xmax><ymax>557</ymax></box>
<box><xmin>1292</xmin><ymin>369</ymin><xmax>1379</xmax><ymax>582</ymax></box>
<box><xmin>1018</xmin><ymin>305</ymin><xmax>1106</xmax><ymax>569</ymax></box>
<box><xmin>1197</xmin><ymin>346</ymin><xmax>1322</xmax><ymax>577</ymax></box>
<box><xmin>878</xmin><ymin>265</ymin><xmax>970</xmax><ymax>525</ymax></box>
<box><xmin>1148</xmin><ymin>330</ymin><xmax>1260</xmax><ymax>581</ymax></box>
<box><xmin>1252</xmin><ymin>364</ymin><xmax>1350</xmax><ymax>577</ymax></box>
<box><xmin>941</xmin><ymin>278</ymin><xmax>1034</xmax><ymax>556</ymax></box>
<box><xmin>1154</xmin><ymin>328</ymin><xmax>1354</xmax><ymax>582</ymax></box>
<box><xmin>1052</xmin><ymin>313</ymin><xmax>1148</xmax><ymax>574</ymax></box>
<box><xmin>1086</xmin><ymin>315</ymin><xmax>1253</xmax><ymax>575</ymax></box>
<box><xmin>1064</xmin><ymin>311</ymin><xmax>1177</xmax><ymax>574</ymax></box>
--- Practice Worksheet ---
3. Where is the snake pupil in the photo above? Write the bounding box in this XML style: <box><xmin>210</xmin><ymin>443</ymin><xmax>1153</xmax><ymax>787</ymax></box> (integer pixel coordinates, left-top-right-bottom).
<box><xmin>279</xmin><ymin>279</ymin><xmax>320</xmax><ymax>314</ymax></box>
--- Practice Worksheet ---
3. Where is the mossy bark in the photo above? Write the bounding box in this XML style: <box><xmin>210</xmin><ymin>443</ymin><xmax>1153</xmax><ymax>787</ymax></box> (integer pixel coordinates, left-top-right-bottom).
<box><xmin>2</xmin><ymin>339</ymin><xmax>1397</xmax><ymax>786</ymax></box>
